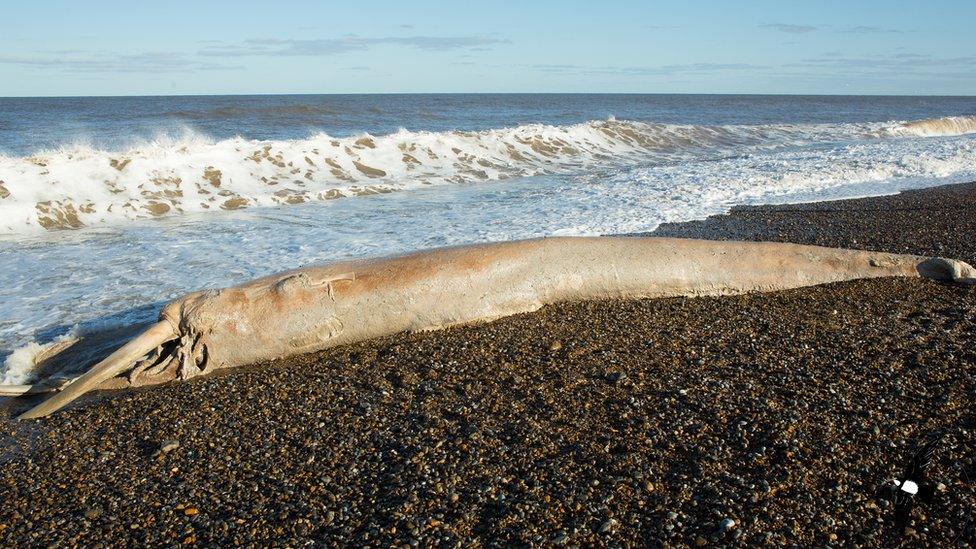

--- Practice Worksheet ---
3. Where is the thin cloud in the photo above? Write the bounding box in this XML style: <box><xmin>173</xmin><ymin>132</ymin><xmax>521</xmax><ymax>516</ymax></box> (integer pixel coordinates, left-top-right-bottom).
<box><xmin>839</xmin><ymin>25</ymin><xmax>904</xmax><ymax>34</ymax></box>
<box><xmin>0</xmin><ymin>51</ymin><xmax>241</xmax><ymax>73</ymax></box>
<box><xmin>388</xmin><ymin>36</ymin><xmax>508</xmax><ymax>51</ymax></box>
<box><xmin>37</xmin><ymin>49</ymin><xmax>85</xmax><ymax>55</ymax></box>
<box><xmin>760</xmin><ymin>23</ymin><xmax>817</xmax><ymax>34</ymax></box>
<box><xmin>661</xmin><ymin>62</ymin><xmax>764</xmax><ymax>72</ymax></box>
<box><xmin>529</xmin><ymin>54</ymin><xmax>976</xmax><ymax>82</ymax></box>
<box><xmin>785</xmin><ymin>53</ymin><xmax>976</xmax><ymax>77</ymax></box>
<box><xmin>530</xmin><ymin>62</ymin><xmax>767</xmax><ymax>76</ymax></box>
<box><xmin>199</xmin><ymin>35</ymin><xmax>509</xmax><ymax>57</ymax></box>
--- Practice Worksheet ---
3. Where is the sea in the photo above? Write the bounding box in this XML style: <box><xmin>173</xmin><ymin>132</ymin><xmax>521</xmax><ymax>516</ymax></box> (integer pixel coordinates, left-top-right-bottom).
<box><xmin>1</xmin><ymin>94</ymin><xmax>976</xmax><ymax>383</ymax></box>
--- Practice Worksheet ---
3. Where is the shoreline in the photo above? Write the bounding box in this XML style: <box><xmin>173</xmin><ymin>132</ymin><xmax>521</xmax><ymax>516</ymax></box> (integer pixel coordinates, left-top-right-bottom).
<box><xmin>1</xmin><ymin>181</ymin><xmax>975</xmax><ymax>546</ymax></box>
<box><xmin>649</xmin><ymin>180</ymin><xmax>976</xmax><ymax>264</ymax></box>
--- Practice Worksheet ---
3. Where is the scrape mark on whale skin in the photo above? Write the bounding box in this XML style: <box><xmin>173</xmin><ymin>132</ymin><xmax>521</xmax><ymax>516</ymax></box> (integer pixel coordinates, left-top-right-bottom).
<box><xmin>288</xmin><ymin>317</ymin><xmax>344</xmax><ymax>350</ymax></box>
<box><xmin>274</xmin><ymin>272</ymin><xmax>357</xmax><ymax>295</ymax></box>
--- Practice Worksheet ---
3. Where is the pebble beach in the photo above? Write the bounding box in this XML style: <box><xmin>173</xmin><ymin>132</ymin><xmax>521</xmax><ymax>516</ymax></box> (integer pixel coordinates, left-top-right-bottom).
<box><xmin>1</xmin><ymin>182</ymin><xmax>975</xmax><ymax>547</ymax></box>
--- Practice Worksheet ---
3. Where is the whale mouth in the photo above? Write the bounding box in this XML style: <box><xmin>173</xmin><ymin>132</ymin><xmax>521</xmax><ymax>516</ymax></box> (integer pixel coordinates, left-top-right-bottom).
<box><xmin>1</xmin><ymin>320</ymin><xmax>214</xmax><ymax>403</ymax></box>
<box><xmin>127</xmin><ymin>329</ymin><xmax>212</xmax><ymax>387</ymax></box>
<box><xmin>17</xmin><ymin>321</ymin><xmax>178</xmax><ymax>419</ymax></box>
<box><xmin>0</xmin><ymin>321</ymin><xmax>157</xmax><ymax>396</ymax></box>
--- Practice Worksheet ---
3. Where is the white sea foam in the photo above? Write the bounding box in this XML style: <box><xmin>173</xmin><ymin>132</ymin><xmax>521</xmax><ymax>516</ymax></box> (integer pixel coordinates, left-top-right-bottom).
<box><xmin>1</xmin><ymin>342</ymin><xmax>49</xmax><ymax>385</ymax></box>
<box><xmin>0</xmin><ymin>329</ymin><xmax>77</xmax><ymax>385</ymax></box>
<box><xmin>884</xmin><ymin>115</ymin><xmax>976</xmax><ymax>137</ymax></box>
<box><xmin>1</xmin><ymin>115</ymin><xmax>975</xmax><ymax>385</ymax></box>
<box><xmin>1</xmin><ymin>116</ymin><xmax>973</xmax><ymax>235</ymax></box>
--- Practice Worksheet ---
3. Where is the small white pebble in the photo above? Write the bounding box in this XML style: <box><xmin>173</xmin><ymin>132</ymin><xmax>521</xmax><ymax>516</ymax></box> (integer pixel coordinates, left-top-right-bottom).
<box><xmin>899</xmin><ymin>480</ymin><xmax>919</xmax><ymax>495</ymax></box>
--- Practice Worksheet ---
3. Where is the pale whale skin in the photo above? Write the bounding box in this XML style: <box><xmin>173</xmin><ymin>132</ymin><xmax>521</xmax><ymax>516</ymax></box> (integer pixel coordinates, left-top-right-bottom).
<box><xmin>16</xmin><ymin>236</ymin><xmax>975</xmax><ymax>419</ymax></box>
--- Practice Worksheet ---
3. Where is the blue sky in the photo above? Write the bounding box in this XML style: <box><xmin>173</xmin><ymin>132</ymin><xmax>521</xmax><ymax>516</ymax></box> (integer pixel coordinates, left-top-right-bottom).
<box><xmin>1</xmin><ymin>0</ymin><xmax>974</xmax><ymax>96</ymax></box>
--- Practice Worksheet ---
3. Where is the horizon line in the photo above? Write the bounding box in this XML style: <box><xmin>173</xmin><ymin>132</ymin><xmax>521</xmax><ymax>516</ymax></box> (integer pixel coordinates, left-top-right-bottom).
<box><xmin>3</xmin><ymin>91</ymin><xmax>975</xmax><ymax>99</ymax></box>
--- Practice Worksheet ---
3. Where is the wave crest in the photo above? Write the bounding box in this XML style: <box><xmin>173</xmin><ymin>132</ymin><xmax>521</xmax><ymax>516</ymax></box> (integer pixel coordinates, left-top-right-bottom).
<box><xmin>0</xmin><ymin>116</ymin><xmax>973</xmax><ymax>234</ymax></box>
<box><xmin>885</xmin><ymin>115</ymin><xmax>976</xmax><ymax>137</ymax></box>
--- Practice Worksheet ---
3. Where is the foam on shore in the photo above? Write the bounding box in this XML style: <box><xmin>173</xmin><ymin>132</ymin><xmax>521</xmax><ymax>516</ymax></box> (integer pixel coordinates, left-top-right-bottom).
<box><xmin>1</xmin><ymin>116</ymin><xmax>973</xmax><ymax>235</ymax></box>
<box><xmin>1</xmin><ymin>115</ymin><xmax>975</xmax><ymax>384</ymax></box>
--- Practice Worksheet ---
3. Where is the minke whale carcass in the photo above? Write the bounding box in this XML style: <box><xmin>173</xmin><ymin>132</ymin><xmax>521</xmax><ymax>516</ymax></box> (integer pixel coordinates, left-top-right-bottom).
<box><xmin>9</xmin><ymin>236</ymin><xmax>975</xmax><ymax>419</ymax></box>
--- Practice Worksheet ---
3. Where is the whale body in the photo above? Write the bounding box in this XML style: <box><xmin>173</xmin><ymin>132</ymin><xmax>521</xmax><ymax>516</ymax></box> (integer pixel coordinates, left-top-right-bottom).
<box><xmin>16</xmin><ymin>236</ymin><xmax>975</xmax><ymax>419</ymax></box>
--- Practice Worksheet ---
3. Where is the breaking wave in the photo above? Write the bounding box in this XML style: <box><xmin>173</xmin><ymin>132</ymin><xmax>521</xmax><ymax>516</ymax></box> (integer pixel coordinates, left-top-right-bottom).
<box><xmin>885</xmin><ymin>115</ymin><xmax>976</xmax><ymax>137</ymax></box>
<box><xmin>1</xmin><ymin>331</ymin><xmax>76</xmax><ymax>385</ymax></box>
<box><xmin>0</xmin><ymin>115</ymin><xmax>974</xmax><ymax>235</ymax></box>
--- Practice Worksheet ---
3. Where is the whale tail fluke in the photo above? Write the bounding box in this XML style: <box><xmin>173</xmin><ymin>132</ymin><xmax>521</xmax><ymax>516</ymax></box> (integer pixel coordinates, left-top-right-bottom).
<box><xmin>916</xmin><ymin>258</ymin><xmax>976</xmax><ymax>285</ymax></box>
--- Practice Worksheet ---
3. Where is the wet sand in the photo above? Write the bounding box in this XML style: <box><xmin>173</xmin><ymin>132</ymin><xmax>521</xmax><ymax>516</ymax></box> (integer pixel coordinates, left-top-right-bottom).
<box><xmin>1</xmin><ymin>183</ymin><xmax>975</xmax><ymax>546</ymax></box>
